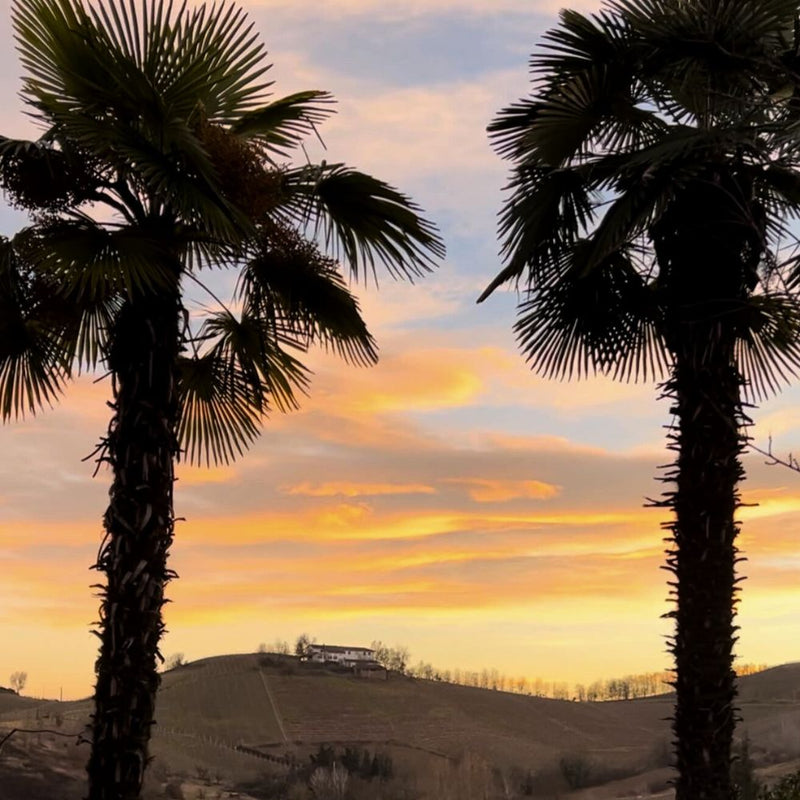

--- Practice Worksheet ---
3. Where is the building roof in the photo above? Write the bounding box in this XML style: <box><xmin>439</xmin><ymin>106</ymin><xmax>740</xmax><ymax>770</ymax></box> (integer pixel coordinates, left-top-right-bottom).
<box><xmin>308</xmin><ymin>644</ymin><xmax>373</xmax><ymax>654</ymax></box>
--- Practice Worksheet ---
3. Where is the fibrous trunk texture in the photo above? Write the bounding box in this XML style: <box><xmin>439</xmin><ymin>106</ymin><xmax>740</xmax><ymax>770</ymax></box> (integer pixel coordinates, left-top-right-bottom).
<box><xmin>653</xmin><ymin>172</ymin><xmax>758</xmax><ymax>800</ymax></box>
<box><xmin>87</xmin><ymin>288</ymin><xmax>181</xmax><ymax>800</ymax></box>
<box><xmin>664</xmin><ymin>332</ymin><xmax>744</xmax><ymax>800</ymax></box>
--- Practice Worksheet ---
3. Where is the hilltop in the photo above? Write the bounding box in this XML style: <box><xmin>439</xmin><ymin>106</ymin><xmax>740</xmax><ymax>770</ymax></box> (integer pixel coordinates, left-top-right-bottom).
<box><xmin>2</xmin><ymin>654</ymin><xmax>800</xmax><ymax>799</ymax></box>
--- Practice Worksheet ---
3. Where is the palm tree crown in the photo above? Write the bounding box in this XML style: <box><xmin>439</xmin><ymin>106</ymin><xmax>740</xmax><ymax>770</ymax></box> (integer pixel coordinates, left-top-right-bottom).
<box><xmin>481</xmin><ymin>2</ymin><xmax>800</xmax><ymax>799</ymax></box>
<box><xmin>482</xmin><ymin>0</ymin><xmax>800</xmax><ymax>391</ymax></box>
<box><xmin>1</xmin><ymin>0</ymin><xmax>444</xmax><ymax>459</ymax></box>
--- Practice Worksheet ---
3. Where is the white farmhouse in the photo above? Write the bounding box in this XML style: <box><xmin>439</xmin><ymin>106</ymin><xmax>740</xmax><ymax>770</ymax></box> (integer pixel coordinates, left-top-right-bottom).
<box><xmin>306</xmin><ymin>644</ymin><xmax>375</xmax><ymax>667</ymax></box>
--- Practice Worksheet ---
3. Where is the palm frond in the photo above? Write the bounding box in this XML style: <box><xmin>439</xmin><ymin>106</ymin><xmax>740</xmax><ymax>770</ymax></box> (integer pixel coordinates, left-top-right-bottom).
<box><xmin>12</xmin><ymin>0</ymin><xmax>271</xmax><ymax>239</ymax></box>
<box><xmin>489</xmin><ymin>8</ymin><xmax>663</xmax><ymax>167</ymax></box>
<box><xmin>38</xmin><ymin>109</ymin><xmax>246</xmax><ymax>239</ymax></box>
<box><xmin>19</xmin><ymin>220</ymin><xmax>178</xmax><ymax>300</ymax></box>
<box><xmin>201</xmin><ymin>309</ymin><xmax>310</xmax><ymax>414</ymax></box>
<box><xmin>68</xmin><ymin>294</ymin><xmax>122</xmax><ymax>372</ymax></box>
<box><xmin>176</xmin><ymin>353</ymin><xmax>262</xmax><ymax>467</ymax></box>
<box><xmin>733</xmin><ymin>292</ymin><xmax>800</xmax><ymax>399</ymax></box>
<box><xmin>13</xmin><ymin>0</ymin><xmax>273</xmax><ymax>124</ymax></box>
<box><xmin>611</xmin><ymin>0</ymin><xmax>798</xmax><ymax>121</ymax></box>
<box><xmin>514</xmin><ymin>241</ymin><xmax>667</xmax><ymax>382</ymax></box>
<box><xmin>231</xmin><ymin>91</ymin><xmax>336</xmax><ymax>156</ymax></box>
<box><xmin>537</xmin><ymin>7</ymin><xmax>632</xmax><ymax>77</ymax></box>
<box><xmin>487</xmin><ymin>99</ymin><xmax>545</xmax><ymax>162</ymax></box>
<box><xmin>479</xmin><ymin>165</ymin><xmax>594</xmax><ymax>301</ymax></box>
<box><xmin>0</xmin><ymin>237</ymin><xmax>73</xmax><ymax>419</ymax></box>
<box><xmin>279</xmin><ymin>163</ymin><xmax>445</xmax><ymax>282</ymax></box>
<box><xmin>240</xmin><ymin>224</ymin><xmax>378</xmax><ymax>367</ymax></box>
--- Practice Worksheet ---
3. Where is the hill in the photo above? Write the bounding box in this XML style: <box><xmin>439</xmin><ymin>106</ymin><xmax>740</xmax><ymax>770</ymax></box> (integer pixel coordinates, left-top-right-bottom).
<box><xmin>2</xmin><ymin>655</ymin><xmax>800</xmax><ymax>799</ymax></box>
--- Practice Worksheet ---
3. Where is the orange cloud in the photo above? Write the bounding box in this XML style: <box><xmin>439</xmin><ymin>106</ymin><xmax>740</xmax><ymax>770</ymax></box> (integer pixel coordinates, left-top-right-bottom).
<box><xmin>346</xmin><ymin>348</ymin><xmax>485</xmax><ymax>413</ymax></box>
<box><xmin>284</xmin><ymin>481</ymin><xmax>437</xmax><ymax>498</ymax></box>
<box><xmin>447</xmin><ymin>478</ymin><xmax>560</xmax><ymax>502</ymax></box>
<box><xmin>752</xmin><ymin>407</ymin><xmax>800</xmax><ymax>438</ymax></box>
<box><xmin>164</xmin><ymin>549</ymin><xmax>668</xmax><ymax>625</ymax></box>
<box><xmin>740</xmin><ymin>495</ymin><xmax>800</xmax><ymax>521</ymax></box>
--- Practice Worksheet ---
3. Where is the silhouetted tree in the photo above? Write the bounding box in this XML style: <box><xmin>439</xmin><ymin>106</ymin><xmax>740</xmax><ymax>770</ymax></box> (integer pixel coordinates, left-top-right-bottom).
<box><xmin>481</xmin><ymin>2</ymin><xmax>800</xmax><ymax>798</ymax></box>
<box><xmin>0</xmin><ymin>2</ymin><xmax>443</xmax><ymax>797</ymax></box>
<box><xmin>8</xmin><ymin>671</ymin><xmax>26</xmax><ymax>694</ymax></box>
<box><xmin>295</xmin><ymin>633</ymin><xmax>316</xmax><ymax>659</ymax></box>
<box><xmin>370</xmin><ymin>641</ymin><xmax>410</xmax><ymax>674</ymax></box>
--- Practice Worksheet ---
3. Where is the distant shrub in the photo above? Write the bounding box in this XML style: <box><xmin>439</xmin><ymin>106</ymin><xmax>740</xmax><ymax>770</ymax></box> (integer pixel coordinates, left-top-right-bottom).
<box><xmin>309</xmin><ymin>763</ymin><xmax>348</xmax><ymax>800</ymax></box>
<box><xmin>760</xmin><ymin>771</ymin><xmax>800</xmax><ymax>800</ymax></box>
<box><xmin>310</xmin><ymin>744</ymin><xmax>337</xmax><ymax>770</ymax></box>
<box><xmin>370</xmin><ymin>752</ymin><xmax>394</xmax><ymax>781</ymax></box>
<box><xmin>340</xmin><ymin>746</ymin><xmax>362</xmax><ymax>774</ymax></box>
<box><xmin>244</xmin><ymin>774</ymin><xmax>293</xmax><ymax>800</ymax></box>
<box><xmin>558</xmin><ymin>752</ymin><xmax>633</xmax><ymax>790</ymax></box>
<box><xmin>559</xmin><ymin>753</ymin><xmax>593</xmax><ymax>789</ymax></box>
<box><xmin>733</xmin><ymin>732</ymin><xmax>761</xmax><ymax>800</ymax></box>
<box><xmin>306</xmin><ymin>744</ymin><xmax>393</xmax><ymax>783</ymax></box>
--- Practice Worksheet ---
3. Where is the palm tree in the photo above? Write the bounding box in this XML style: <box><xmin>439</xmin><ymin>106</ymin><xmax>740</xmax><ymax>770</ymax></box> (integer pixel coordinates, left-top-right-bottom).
<box><xmin>480</xmin><ymin>2</ymin><xmax>800</xmax><ymax>798</ymax></box>
<box><xmin>0</xmin><ymin>1</ymin><xmax>444</xmax><ymax>798</ymax></box>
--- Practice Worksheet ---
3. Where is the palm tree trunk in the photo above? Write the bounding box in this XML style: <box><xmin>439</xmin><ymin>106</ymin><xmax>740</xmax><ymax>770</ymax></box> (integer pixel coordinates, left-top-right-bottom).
<box><xmin>87</xmin><ymin>289</ymin><xmax>181</xmax><ymax>800</ymax></box>
<box><xmin>665</xmin><ymin>325</ymin><xmax>745</xmax><ymax>800</ymax></box>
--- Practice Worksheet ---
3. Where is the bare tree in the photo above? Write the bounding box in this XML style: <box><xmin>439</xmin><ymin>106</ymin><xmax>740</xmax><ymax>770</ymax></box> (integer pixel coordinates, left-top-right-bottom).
<box><xmin>164</xmin><ymin>654</ymin><xmax>185</xmax><ymax>671</ymax></box>
<box><xmin>9</xmin><ymin>671</ymin><xmax>27</xmax><ymax>694</ymax></box>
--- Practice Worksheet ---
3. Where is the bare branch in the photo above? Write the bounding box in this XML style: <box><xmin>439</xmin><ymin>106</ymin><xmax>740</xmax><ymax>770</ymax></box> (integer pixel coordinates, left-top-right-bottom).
<box><xmin>0</xmin><ymin>727</ymin><xmax>87</xmax><ymax>752</ymax></box>
<box><xmin>749</xmin><ymin>435</ymin><xmax>800</xmax><ymax>473</ymax></box>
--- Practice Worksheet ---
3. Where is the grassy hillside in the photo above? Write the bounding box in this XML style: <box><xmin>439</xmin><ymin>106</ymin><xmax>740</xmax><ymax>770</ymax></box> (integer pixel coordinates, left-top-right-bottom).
<box><xmin>0</xmin><ymin>691</ymin><xmax>38</xmax><ymax>716</ymax></box>
<box><xmin>738</xmin><ymin>663</ymin><xmax>800</xmax><ymax>703</ymax></box>
<box><xmin>2</xmin><ymin>655</ymin><xmax>800</xmax><ymax>799</ymax></box>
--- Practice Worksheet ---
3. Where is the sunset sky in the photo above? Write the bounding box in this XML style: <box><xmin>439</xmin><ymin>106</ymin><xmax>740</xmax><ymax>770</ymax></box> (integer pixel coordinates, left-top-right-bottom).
<box><xmin>3</xmin><ymin>0</ymin><xmax>800</xmax><ymax>701</ymax></box>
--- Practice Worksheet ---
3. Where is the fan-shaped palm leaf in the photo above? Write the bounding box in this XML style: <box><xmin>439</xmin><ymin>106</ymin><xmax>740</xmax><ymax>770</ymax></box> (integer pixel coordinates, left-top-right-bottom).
<box><xmin>20</xmin><ymin>219</ymin><xmax>178</xmax><ymax>299</ymax></box>
<box><xmin>202</xmin><ymin>309</ymin><xmax>310</xmax><ymax>412</ymax></box>
<box><xmin>281</xmin><ymin>163</ymin><xmax>445</xmax><ymax>281</ymax></box>
<box><xmin>240</xmin><ymin>228</ymin><xmax>378</xmax><ymax>367</ymax></box>
<box><xmin>232</xmin><ymin>90</ymin><xmax>336</xmax><ymax>156</ymax></box>
<box><xmin>0</xmin><ymin>237</ymin><xmax>72</xmax><ymax>419</ymax></box>
<box><xmin>514</xmin><ymin>242</ymin><xmax>666</xmax><ymax>381</ymax></box>
<box><xmin>177</xmin><ymin>352</ymin><xmax>263</xmax><ymax>467</ymax></box>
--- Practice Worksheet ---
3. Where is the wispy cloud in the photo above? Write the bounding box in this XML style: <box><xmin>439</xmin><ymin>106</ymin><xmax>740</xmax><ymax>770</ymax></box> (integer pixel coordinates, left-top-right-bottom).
<box><xmin>285</xmin><ymin>482</ymin><xmax>437</xmax><ymax>498</ymax></box>
<box><xmin>445</xmin><ymin>478</ymin><xmax>561</xmax><ymax>502</ymax></box>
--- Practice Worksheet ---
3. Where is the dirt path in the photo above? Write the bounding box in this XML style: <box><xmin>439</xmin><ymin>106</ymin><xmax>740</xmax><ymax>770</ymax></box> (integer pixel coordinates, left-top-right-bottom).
<box><xmin>257</xmin><ymin>669</ymin><xmax>288</xmax><ymax>744</ymax></box>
